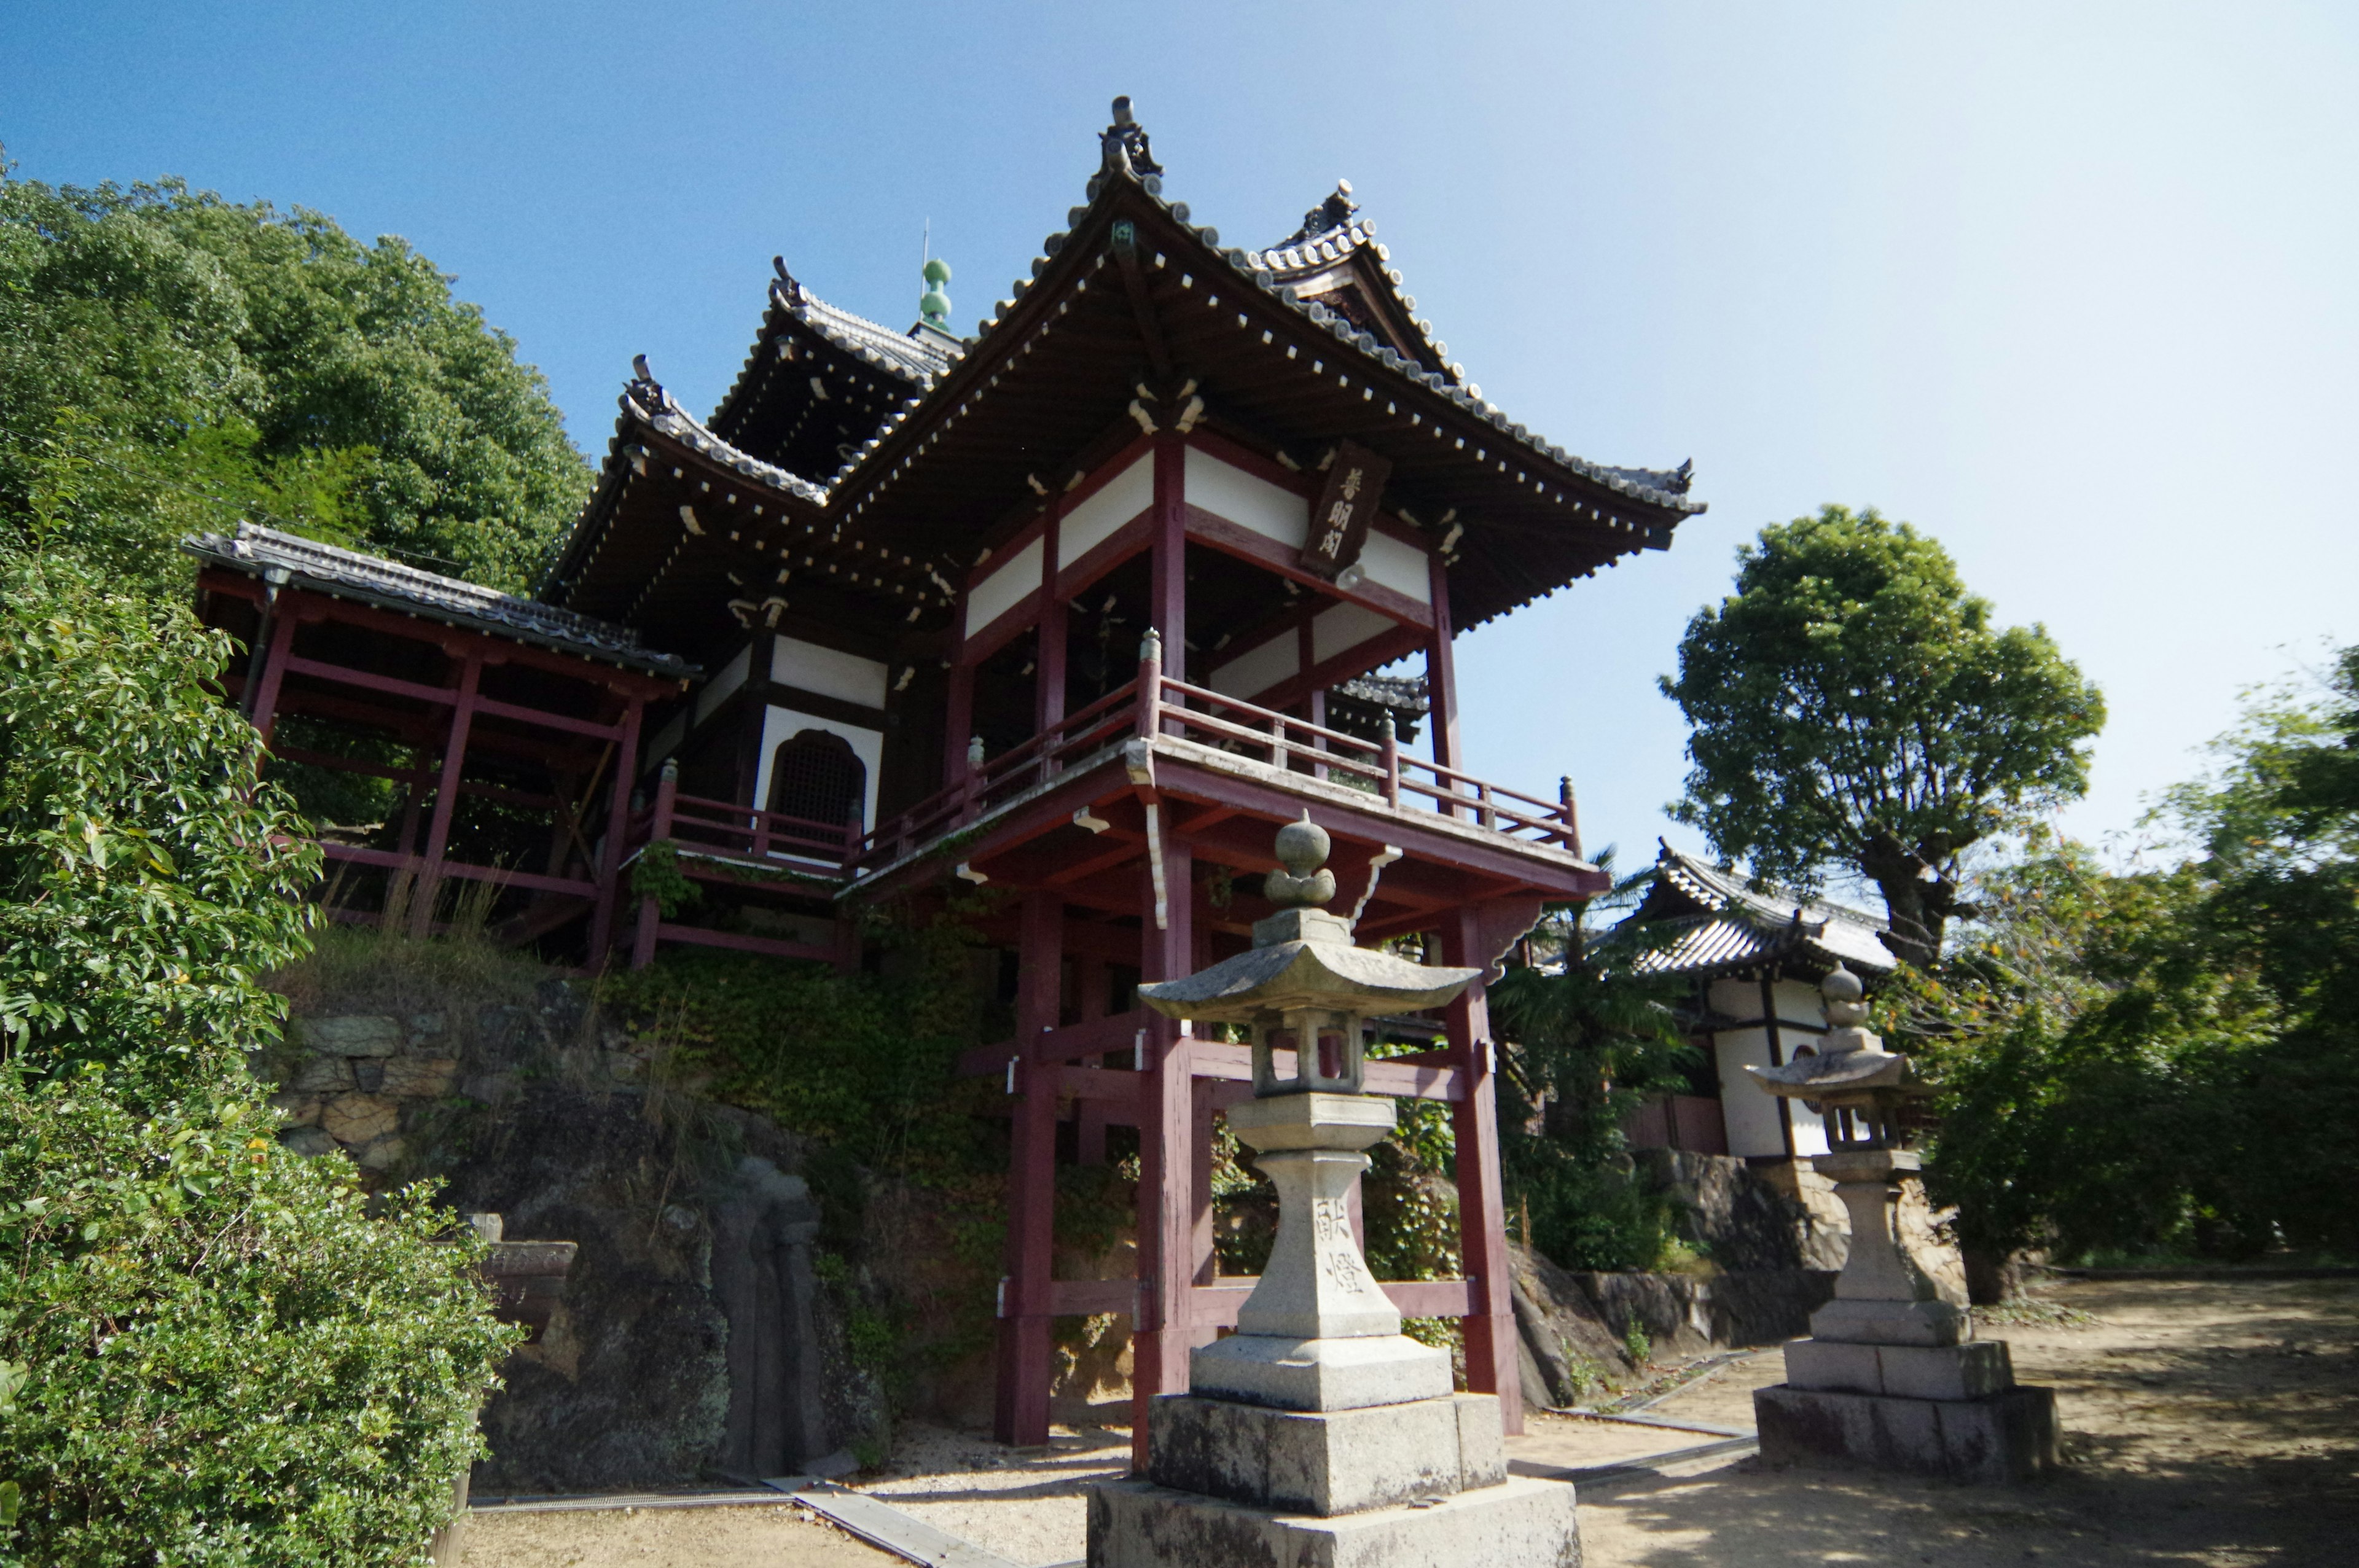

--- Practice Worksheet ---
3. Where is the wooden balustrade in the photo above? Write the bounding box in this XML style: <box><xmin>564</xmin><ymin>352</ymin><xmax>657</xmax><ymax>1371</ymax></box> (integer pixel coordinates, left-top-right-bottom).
<box><xmin>636</xmin><ymin>663</ymin><xmax>1582</xmax><ymax>886</ymax></box>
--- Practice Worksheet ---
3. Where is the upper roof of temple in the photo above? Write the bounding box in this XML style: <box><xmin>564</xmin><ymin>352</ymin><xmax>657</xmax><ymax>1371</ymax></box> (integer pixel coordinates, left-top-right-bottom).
<box><xmin>543</xmin><ymin>97</ymin><xmax>1702</xmax><ymax>652</ymax></box>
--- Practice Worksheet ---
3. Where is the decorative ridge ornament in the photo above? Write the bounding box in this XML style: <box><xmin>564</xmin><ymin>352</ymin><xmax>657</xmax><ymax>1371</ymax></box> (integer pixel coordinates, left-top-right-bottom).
<box><xmin>1100</xmin><ymin>94</ymin><xmax>1163</xmax><ymax>182</ymax></box>
<box><xmin>1282</xmin><ymin>179</ymin><xmax>1360</xmax><ymax>247</ymax></box>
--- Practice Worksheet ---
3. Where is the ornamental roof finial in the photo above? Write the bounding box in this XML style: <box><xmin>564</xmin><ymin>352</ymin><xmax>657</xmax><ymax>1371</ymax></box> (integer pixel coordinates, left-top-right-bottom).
<box><xmin>918</xmin><ymin>255</ymin><xmax>953</xmax><ymax>330</ymax></box>
<box><xmin>1101</xmin><ymin>95</ymin><xmax>1163</xmax><ymax>181</ymax></box>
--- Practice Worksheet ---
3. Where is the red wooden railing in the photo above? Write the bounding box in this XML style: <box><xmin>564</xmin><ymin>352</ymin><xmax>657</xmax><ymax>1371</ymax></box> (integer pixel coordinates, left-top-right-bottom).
<box><xmin>627</xmin><ymin>634</ymin><xmax>1581</xmax><ymax>885</ymax></box>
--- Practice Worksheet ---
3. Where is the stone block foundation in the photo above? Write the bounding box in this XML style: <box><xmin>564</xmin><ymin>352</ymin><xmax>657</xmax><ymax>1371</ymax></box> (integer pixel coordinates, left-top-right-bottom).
<box><xmin>1755</xmin><ymin>1383</ymin><xmax>2060</xmax><ymax>1483</ymax></box>
<box><xmin>1087</xmin><ymin>1474</ymin><xmax>1581</xmax><ymax>1568</ymax></box>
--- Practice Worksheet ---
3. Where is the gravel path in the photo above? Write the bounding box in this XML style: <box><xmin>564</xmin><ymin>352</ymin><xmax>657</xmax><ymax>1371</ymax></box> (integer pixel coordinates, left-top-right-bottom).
<box><xmin>461</xmin><ymin>1277</ymin><xmax>2358</xmax><ymax>1567</ymax></box>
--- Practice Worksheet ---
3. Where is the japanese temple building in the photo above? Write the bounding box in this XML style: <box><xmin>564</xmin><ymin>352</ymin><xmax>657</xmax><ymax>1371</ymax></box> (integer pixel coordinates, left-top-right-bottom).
<box><xmin>1614</xmin><ymin>844</ymin><xmax>1898</xmax><ymax>1163</ymax></box>
<box><xmin>189</xmin><ymin>100</ymin><xmax>1704</xmax><ymax>1459</ymax></box>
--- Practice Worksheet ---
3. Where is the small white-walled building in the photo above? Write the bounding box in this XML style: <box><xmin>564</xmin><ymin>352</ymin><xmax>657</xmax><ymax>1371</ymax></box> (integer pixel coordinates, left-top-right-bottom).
<box><xmin>1615</xmin><ymin>845</ymin><xmax>1898</xmax><ymax>1164</ymax></box>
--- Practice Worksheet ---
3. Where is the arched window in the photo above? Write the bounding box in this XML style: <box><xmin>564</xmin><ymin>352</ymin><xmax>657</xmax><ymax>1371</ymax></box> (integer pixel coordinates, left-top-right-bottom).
<box><xmin>767</xmin><ymin>729</ymin><xmax>865</xmax><ymax>830</ymax></box>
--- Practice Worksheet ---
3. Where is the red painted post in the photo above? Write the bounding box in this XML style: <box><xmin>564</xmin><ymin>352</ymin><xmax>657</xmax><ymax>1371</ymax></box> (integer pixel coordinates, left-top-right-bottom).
<box><xmin>1557</xmin><ymin>776</ymin><xmax>1582</xmax><ymax>858</ymax></box>
<box><xmin>1076</xmin><ymin>958</ymin><xmax>1111</xmax><ymax>1166</ymax></box>
<box><xmin>1135</xmin><ymin>630</ymin><xmax>1164</xmax><ymax>741</ymax></box>
<box><xmin>996</xmin><ymin>891</ymin><xmax>1065</xmax><ymax>1447</ymax></box>
<box><xmin>246</xmin><ymin>608</ymin><xmax>302</xmax><ymax>748</ymax></box>
<box><xmin>1036</xmin><ymin>498</ymin><xmax>1066</xmax><ymax>785</ymax></box>
<box><xmin>409</xmin><ymin>656</ymin><xmax>483</xmax><ymax>938</ymax></box>
<box><xmin>1130</xmin><ymin>828</ymin><xmax>1194</xmax><ymax>1472</ymax></box>
<box><xmin>1441</xmin><ymin>906</ymin><xmax>1522</xmax><ymax>1435</ymax></box>
<box><xmin>587</xmin><ymin>695</ymin><xmax>644</xmax><ymax>965</ymax></box>
<box><xmin>945</xmin><ymin>590</ymin><xmax>976</xmax><ymax>796</ymax></box>
<box><xmin>1149</xmin><ymin>435</ymin><xmax>1186</xmax><ymax>734</ymax></box>
<box><xmin>1426</xmin><ymin>548</ymin><xmax>1463</xmax><ymax>819</ymax></box>
<box><xmin>630</xmin><ymin>757</ymin><xmax>676</xmax><ymax>970</ymax></box>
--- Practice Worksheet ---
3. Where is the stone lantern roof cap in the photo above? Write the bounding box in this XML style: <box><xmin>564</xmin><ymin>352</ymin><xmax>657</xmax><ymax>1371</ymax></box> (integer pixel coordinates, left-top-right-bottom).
<box><xmin>1135</xmin><ymin>813</ymin><xmax>1480</xmax><ymax>1023</ymax></box>
<box><xmin>1136</xmin><ymin>938</ymin><xmax>1479</xmax><ymax>1024</ymax></box>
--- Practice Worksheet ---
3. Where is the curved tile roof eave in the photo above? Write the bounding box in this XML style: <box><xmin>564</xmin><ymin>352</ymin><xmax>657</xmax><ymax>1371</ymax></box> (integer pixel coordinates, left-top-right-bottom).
<box><xmin>186</xmin><ymin>523</ymin><xmax>698</xmax><ymax>679</ymax></box>
<box><xmin>822</xmin><ymin>157</ymin><xmax>1708</xmax><ymax>527</ymax></box>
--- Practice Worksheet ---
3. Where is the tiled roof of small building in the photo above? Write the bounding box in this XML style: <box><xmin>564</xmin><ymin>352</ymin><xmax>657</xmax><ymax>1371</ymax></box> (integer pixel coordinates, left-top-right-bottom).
<box><xmin>186</xmin><ymin>523</ymin><xmax>695</xmax><ymax>679</ymax></box>
<box><xmin>1615</xmin><ymin>846</ymin><xmax>1897</xmax><ymax>978</ymax></box>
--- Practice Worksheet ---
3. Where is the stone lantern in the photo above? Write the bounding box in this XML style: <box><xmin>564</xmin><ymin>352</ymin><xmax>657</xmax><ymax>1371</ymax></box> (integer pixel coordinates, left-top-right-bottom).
<box><xmin>1086</xmin><ymin>815</ymin><xmax>1582</xmax><ymax>1567</ymax></box>
<box><xmin>1746</xmin><ymin>965</ymin><xmax>2059</xmax><ymax>1482</ymax></box>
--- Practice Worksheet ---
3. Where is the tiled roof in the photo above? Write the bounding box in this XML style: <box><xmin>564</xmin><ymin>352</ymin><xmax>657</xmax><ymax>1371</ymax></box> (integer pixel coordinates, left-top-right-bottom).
<box><xmin>777</xmin><ymin>276</ymin><xmax>959</xmax><ymax>386</ymax></box>
<box><xmin>1334</xmin><ymin>672</ymin><xmax>1431</xmax><ymax>715</ymax></box>
<box><xmin>1614</xmin><ymin>847</ymin><xmax>1896</xmax><ymax>977</ymax></box>
<box><xmin>185</xmin><ymin>523</ymin><xmax>696</xmax><ymax>679</ymax></box>
<box><xmin>625</xmin><ymin>370</ymin><xmax>832</xmax><ymax>507</ymax></box>
<box><xmin>826</xmin><ymin>120</ymin><xmax>1707</xmax><ymax>518</ymax></box>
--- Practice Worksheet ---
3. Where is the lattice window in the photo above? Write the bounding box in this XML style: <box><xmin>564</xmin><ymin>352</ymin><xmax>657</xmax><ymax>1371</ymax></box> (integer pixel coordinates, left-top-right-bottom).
<box><xmin>767</xmin><ymin>728</ymin><xmax>864</xmax><ymax>830</ymax></box>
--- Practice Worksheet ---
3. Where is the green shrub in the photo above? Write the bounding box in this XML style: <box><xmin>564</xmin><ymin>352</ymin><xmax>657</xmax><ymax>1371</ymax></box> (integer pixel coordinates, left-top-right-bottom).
<box><xmin>0</xmin><ymin>558</ymin><xmax>514</xmax><ymax>1562</ymax></box>
<box><xmin>0</xmin><ymin>1072</ymin><xmax>518</xmax><ymax>1566</ymax></box>
<box><xmin>0</xmin><ymin>555</ymin><xmax>318</xmax><ymax>1105</ymax></box>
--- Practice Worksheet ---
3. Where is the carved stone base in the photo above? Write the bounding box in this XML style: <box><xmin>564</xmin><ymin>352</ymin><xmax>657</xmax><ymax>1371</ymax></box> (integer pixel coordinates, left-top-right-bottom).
<box><xmin>1754</xmin><ymin>1384</ymin><xmax>2060</xmax><ymax>1483</ymax></box>
<box><xmin>1086</xmin><ymin>1474</ymin><xmax>1581</xmax><ymax>1568</ymax></box>
<box><xmin>1146</xmin><ymin>1392</ymin><xmax>1503</xmax><ymax>1517</ymax></box>
<box><xmin>1188</xmin><ymin>1332</ymin><xmax>1453</xmax><ymax>1413</ymax></box>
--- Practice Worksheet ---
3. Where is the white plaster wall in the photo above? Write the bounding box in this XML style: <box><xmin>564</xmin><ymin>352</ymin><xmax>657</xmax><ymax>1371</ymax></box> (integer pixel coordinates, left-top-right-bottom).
<box><xmin>771</xmin><ymin>634</ymin><xmax>888</xmax><ymax>709</ymax></box>
<box><xmin>752</xmin><ymin>704</ymin><xmax>883</xmax><ymax>846</ymax></box>
<box><xmin>966</xmin><ymin>536</ymin><xmax>1043</xmax><ymax>635</ymax></box>
<box><xmin>1312</xmin><ymin>601</ymin><xmax>1396</xmax><ymax>665</ymax></box>
<box><xmin>1770</xmin><ymin>977</ymin><xmax>1829</xmax><ymax>1028</ymax></box>
<box><xmin>1062</xmin><ymin>454</ymin><xmax>1153</xmax><ymax>568</ymax></box>
<box><xmin>694</xmin><ymin>641</ymin><xmax>755</xmax><ymax>725</ymax></box>
<box><xmin>1712</xmin><ymin>1026</ymin><xmax>1790</xmax><ymax>1159</ymax></box>
<box><xmin>1208</xmin><ymin>633</ymin><xmax>1300</xmax><ymax>700</ymax></box>
<box><xmin>1185</xmin><ymin>447</ymin><xmax>1306</xmax><ymax>548</ymax></box>
<box><xmin>1354</xmin><ymin>528</ymin><xmax>1432</xmax><ymax>605</ymax></box>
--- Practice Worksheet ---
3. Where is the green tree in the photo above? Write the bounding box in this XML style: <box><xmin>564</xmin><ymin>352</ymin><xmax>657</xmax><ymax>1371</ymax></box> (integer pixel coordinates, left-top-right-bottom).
<box><xmin>1908</xmin><ymin>650</ymin><xmax>2359</xmax><ymax>1266</ymax></box>
<box><xmin>1490</xmin><ymin>890</ymin><xmax>1699</xmax><ymax>1272</ymax></box>
<box><xmin>1662</xmin><ymin>506</ymin><xmax>2105</xmax><ymax>966</ymax></box>
<box><xmin>0</xmin><ymin>555</ymin><xmax>319</xmax><ymax>1102</ymax></box>
<box><xmin>0</xmin><ymin>559</ymin><xmax>515</xmax><ymax>1563</ymax></box>
<box><xmin>0</xmin><ymin>168</ymin><xmax>588</xmax><ymax>591</ymax></box>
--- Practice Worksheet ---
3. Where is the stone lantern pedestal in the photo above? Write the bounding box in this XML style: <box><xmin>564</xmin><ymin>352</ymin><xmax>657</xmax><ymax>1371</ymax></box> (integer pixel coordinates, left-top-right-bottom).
<box><xmin>1087</xmin><ymin>817</ymin><xmax>1579</xmax><ymax>1567</ymax></box>
<box><xmin>1747</xmin><ymin>969</ymin><xmax>2059</xmax><ymax>1483</ymax></box>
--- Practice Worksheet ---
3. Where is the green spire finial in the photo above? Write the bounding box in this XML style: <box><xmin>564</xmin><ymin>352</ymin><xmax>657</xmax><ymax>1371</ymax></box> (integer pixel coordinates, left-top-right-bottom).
<box><xmin>920</xmin><ymin>255</ymin><xmax>952</xmax><ymax>329</ymax></box>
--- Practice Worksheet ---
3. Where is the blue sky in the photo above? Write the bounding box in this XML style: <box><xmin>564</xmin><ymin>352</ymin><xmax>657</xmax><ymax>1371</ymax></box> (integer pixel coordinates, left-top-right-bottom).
<box><xmin>9</xmin><ymin>2</ymin><xmax>2355</xmax><ymax>881</ymax></box>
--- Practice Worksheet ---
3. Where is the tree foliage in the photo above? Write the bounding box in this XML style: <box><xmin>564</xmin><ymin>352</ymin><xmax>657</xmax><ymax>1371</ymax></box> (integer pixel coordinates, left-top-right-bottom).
<box><xmin>1663</xmin><ymin>505</ymin><xmax>2105</xmax><ymax>965</ymax></box>
<box><xmin>0</xmin><ymin>1077</ymin><xmax>516</xmax><ymax>1567</ymax></box>
<box><xmin>0</xmin><ymin>168</ymin><xmax>589</xmax><ymax>591</ymax></box>
<box><xmin>1909</xmin><ymin>650</ymin><xmax>2359</xmax><ymax>1262</ymax></box>
<box><xmin>0</xmin><ymin>556</ymin><xmax>319</xmax><ymax>1103</ymax></box>
<box><xmin>0</xmin><ymin>556</ymin><xmax>513</xmax><ymax>1564</ymax></box>
<box><xmin>1490</xmin><ymin>892</ymin><xmax>1699</xmax><ymax>1271</ymax></box>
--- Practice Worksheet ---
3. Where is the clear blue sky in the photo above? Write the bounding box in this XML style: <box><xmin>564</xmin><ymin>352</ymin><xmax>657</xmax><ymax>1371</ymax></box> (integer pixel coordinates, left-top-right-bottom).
<box><xmin>9</xmin><ymin>2</ymin><xmax>2355</xmax><ymax>880</ymax></box>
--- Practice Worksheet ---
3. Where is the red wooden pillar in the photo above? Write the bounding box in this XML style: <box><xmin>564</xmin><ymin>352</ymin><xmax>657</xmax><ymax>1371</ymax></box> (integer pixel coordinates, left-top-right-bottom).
<box><xmin>1440</xmin><ymin>907</ymin><xmax>1522</xmax><ymax>1434</ymax></box>
<box><xmin>1130</xmin><ymin>825</ymin><xmax>1194</xmax><ymax>1471</ymax></box>
<box><xmin>409</xmin><ymin>655</ymin><xmax>483</xmax><ymax>938</ymax></box>
<box><xmin>1076</xmin><ymin>958</ymin><xmax>1111</xmax><ymax>1166</ymax></box>
<box><xmin>630</xmin><ymin>759</ymin><xmax>676</xmax><ymax>970</ymax></box>
<box><xmin>246</xmin><ymin>608</ymin><xmax>302</xmax><ymax>748</ymax></box>
<box><xmin>1036</xmin><ymin>499</ymin><xmax>1066</xmax><ymax>763</ymax></box>
<box><xmin>1149</xmin><ymin>435</ymin><xmax>1186</xmax><ymax>716</ymax></box>
<box><xmin>587</xmin><ymin>695</ymin><xmax>644</xmax><ymax>965</ymax></box>
<box><xmin>995</xmin><ymin>890</ymin><xmax>1065</xmax><ymax>1446</ymax></box>
<box><xmin>945</xmin><ymin>594</ymin><xmax>976</xmax><ymax>795</ymax></box>
<box><xmin>1425</xmin><ymin>549</ymin><xmax>1463</xmax><ymax>816</ymax></box>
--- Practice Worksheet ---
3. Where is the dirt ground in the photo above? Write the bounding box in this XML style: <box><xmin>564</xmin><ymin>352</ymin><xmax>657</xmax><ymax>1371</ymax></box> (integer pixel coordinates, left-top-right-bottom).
<box><xmin>460</xmin><ymin>1276</ymin><xmax>2358</xmax><ymax>1567</ymax></box>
